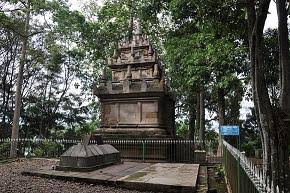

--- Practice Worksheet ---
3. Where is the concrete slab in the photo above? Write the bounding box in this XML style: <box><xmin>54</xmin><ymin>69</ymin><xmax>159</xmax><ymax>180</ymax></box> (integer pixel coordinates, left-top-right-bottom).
<box><xmin>22</xmin><ymin>162</ymin><xmax>199</xmax><ymax>193</ymax></box>
<box><xmin>118</xmin><ymin>163</ymin><xmax>199</xmax><ymax>193</ymax></box>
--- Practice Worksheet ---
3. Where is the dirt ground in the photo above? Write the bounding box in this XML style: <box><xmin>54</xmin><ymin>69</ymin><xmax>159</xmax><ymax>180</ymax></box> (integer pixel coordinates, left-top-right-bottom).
<box><xmin>0</xmin><ymin>158</ymin><xmax>158</xmax><ymax>193</ymax></box>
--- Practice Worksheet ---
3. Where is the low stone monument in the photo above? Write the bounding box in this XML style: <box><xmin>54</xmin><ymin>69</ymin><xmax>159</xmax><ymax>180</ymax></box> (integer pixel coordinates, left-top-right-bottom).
<box><xmin>56</xmin><ymin>135</ymin><xmax>120</xmax><ymax>171</ymax></box>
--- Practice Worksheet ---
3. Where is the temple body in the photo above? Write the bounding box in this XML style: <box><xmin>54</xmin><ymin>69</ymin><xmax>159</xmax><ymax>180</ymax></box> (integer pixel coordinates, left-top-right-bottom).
<box><xmin>94</xmin><ymin>26</ymin><xmax>175</xmax><ymax>138</ymax></box>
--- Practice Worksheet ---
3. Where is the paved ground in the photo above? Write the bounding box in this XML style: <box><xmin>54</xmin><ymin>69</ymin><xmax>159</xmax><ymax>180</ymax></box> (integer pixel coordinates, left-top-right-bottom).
<box><xmin>22</xmin><ymin>159</ymin><xmax>199</xmax><ymax>193</ymax></box>
<box><xmin>118</xmin><ymin>163</ymin><xmax>199</xmax><ymax>193</ymax></box>
<box><xmin>23</xmin><ymin>161</ymin><xmax>152</xmax><ymax>183</ymax></box>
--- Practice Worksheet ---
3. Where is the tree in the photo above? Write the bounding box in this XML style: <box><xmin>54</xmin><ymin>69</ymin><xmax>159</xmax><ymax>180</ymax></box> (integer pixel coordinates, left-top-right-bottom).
<box><xmin>165</xmin><ymin>0</ymin><xmax>247</xmax><ymax>148</ymax></box>
<box><xmin>245</xmin><ymin>0</ymin><xmax>290</xmax><ymax>190</ymax></box>
<box><xmin>0</xmin><ymin>17</ymin><xmax>21</xmax><ymax>137</ymax></box>
<box><xmin>0</xmin><ymin>0</ymin><xmax>101</xmax><ymax>156</ymax></box>
<box><xmin>8</xmin><ymin>0</ymin><xmax>31</xmax><ymax>158</ymax></box>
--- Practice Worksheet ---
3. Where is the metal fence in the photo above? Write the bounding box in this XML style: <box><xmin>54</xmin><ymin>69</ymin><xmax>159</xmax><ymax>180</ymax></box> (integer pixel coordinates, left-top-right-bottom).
<box><xmin>105</xmin><ymin>139</ymin><xmax>198</xmax><ymax>162</ymax></box>
<box><xmin>0</xmin><ymin>138</ymin><xmax>213</xmax><ymax>164</ymax></box>
<box><xmin>0</xmin><ymin>137</ymin><xmax>223</xmax><ymax>165</ymax></box>
<box><xmin>0</xmin><ymin>138</ymin><xmax>79</xmax><ymax>159</ymax></box>
<box><xmin>223</xmin><ymin>140</ymin><xmax>282</xmax><ymax>193</ymax></box>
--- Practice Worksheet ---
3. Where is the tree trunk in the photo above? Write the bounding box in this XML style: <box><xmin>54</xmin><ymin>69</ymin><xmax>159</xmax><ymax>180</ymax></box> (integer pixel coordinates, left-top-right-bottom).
<box><xmin>245</xmin><ymin>0</ymin><xmax>270</xmax><ymax>181</ymax></box>
<box><xmin>277</xmin><ymin>0</ymin><xmax>290</xmax><ymax>116</ymax></box>
<box><xmin>188</xmin><ymin>94</ymin><xmax>196</xmax><ymax>141</ymax></box>
<box><xmin>276</xmin><ymin>0</ymin><xmax>290</xmax><ymax>190</ymax></box>
<box><xmin>195</xmin><ymin>90</ymin><xmax>201</xmax><ymax>142</ymax></box>
<box><xmin>217</xmin><ymin>88</ymin><xmax>225</xmax><ymax>156</ymax></box>
<box><xmin>199</xmin><ymin>88</ymin><xmax>205</xmax><ymax>148</ymax></box>
<box><xmin>10</xmin><ymin>4</ymin><xmax>30</xmax><ymax>158</ymax></box>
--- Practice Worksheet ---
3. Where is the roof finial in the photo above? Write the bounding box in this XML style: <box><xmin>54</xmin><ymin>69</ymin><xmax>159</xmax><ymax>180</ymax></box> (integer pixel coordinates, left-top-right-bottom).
<box><xmin>136</xmin><ymin>20</ymin><xmax>142</xmax><ymax>35</ymax></box>
<box><xmin>101</xmin><ymin>68</ymin><xmax>106</xmax><ymax>80</ymax></box>
<box><xmin>128</xmin><ymin>0</ymin><xmax>134</xmax><ymax>40</ymax></box>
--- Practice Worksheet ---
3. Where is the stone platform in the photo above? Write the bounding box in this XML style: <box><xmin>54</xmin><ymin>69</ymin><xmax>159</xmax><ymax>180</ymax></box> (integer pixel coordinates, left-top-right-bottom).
<box><xmin>22</xmin><ymin>162</ymin><xmax>199</xmax><ymax>193</ymax></box>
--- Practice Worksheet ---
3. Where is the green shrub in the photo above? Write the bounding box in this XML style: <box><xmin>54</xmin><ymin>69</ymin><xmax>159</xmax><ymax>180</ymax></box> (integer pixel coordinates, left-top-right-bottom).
<box><xmin>33</xmin><ymin>140</ymin><xmax>62</xmax><ymax>158</ymax></box>
<box><xmin>0</xmin><ymin>142</ymin><xmax>10</xmax><ymax>159</ymax></box>
<box><xmin>176</xmin><ymin>121</ymin><xmax>189</xmax><ymax>139</ymax></box>
<box><xmin>33</xmin><ymin>147</ymin><xmax>44</xmax><ymax>157</ymax></box>
<box><xmin>43</xmin><ymin>140</ymin><xmax>61</xmax><ymax>157</ymax></box>
<box><xmin>215</xmin><ymin>165</ymin><xmax>225</xmax><ymax>178</ymax></box>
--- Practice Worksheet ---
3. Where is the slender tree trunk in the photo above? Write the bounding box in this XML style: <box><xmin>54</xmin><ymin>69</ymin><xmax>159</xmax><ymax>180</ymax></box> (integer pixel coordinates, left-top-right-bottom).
<box><xmin>255</xmin><ymin>25</ymin><xmax>276</xmax><ymax>185</ymax></box>
<box><xmin>217</xmin><ymin>88</ymin><xmax>226</xmax><ymax>126</ymax></box>
<box><xmin>10</xmin><ymin>4</ymin><xmax>30</xmax><ymax>158</ymax></box>
<box><xmin>245</xmin><ymin>0</ymin><xmax>271</xmax><ymax>180</ymax></box>
<box><xmin>188</xmin><ymin>94</ymin><xmax>196</xmax><ymax>141</ymax></box>
<box><xmin>217</xmin><ymin>87</ymin><xmax>225</xmax><ymax>156</ymax></box>
<box><xmin>195</xmin><ymin>90</ymin><xmax>201</xmax><ymax>142</ymax></box>
<box><xmin>276</xmin><ymin>0</ymin><xmax>290</xmax><ymax>190</ymax></box>
<box><xmin>277</xmin><ymin>0</ymin><xmax>290</xmax><ymax>115</ymax></box>
<box><xmin>199</xmin><ymin>88</ymin><xmax>205</xmax><ymax>148</ymax></box>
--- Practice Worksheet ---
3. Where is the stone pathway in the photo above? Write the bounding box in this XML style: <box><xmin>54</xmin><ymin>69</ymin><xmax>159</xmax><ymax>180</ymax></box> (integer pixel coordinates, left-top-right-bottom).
<box><xmin>119</xmin><ymin>163</ymin><xmax>199</xmax><ymax>193</ymax></box>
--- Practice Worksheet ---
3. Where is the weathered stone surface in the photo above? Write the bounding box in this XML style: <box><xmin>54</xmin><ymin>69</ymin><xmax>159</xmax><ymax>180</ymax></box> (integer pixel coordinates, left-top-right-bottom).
<box><xmin>23</xmin><ymin>161</ymin><xmax>199</xmax><ymax>193</ymax></box>
<box><xmin>56</xmin><ymin>144</ymin><xmax>120</xmax><ymax>171</ymax></box>
<box><xmin>194</xmin><ymin>150</ymin><xmax>206</xmax><ymax>164</ymax></box>
<box><xmin>94</xmin><ymin>23</ymin><xmax>175</xmax><ymax>138</ymax></box>
<box><xmin>118</xmin><ymin>163</ymin><xmax>199</xmax><ymax>193</ymax></box>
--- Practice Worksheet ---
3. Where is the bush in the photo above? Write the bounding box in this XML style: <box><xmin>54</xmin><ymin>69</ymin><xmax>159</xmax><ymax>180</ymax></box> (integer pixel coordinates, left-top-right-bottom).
<box><xmin>215</xmin><ymin>165</ymin><xmax>225</xmax><ymax>178</ymax></box>
<box><xmin>176</xmin><ymin>121</ymin><xmax>189</xmax><ymax>139</ymax></box>
<box><xmin>0</xmin><ymin>142</ymin><xmax>10</xmax><ymax>159</ymax></box>
<box><xmin>33</xmin><ymin>140</ymin><xmax>63</xmax><ymax>158</ymax></box>
<box><xmin>33</xmin><ymin>147</ymin><xmax>44</xmax><ymax>157</ymax></box>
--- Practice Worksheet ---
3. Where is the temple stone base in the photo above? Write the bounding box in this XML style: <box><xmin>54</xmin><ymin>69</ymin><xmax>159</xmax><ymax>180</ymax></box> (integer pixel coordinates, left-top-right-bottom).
<box><xmin>23</xmin><ymin>162</ymin><xmax>199</xmax><ymax>193</ymax></box>
<box><xmin>95</xmin><ymin>128</ymin><xmax>170</xmax><ymax>139</ymax></box>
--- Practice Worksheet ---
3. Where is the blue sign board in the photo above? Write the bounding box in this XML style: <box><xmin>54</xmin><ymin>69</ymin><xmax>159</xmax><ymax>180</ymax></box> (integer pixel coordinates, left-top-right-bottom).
<box><xmin>220</xmin><ymin>125</ymin><xmax>240</xmax><ymax>136</ymax></box>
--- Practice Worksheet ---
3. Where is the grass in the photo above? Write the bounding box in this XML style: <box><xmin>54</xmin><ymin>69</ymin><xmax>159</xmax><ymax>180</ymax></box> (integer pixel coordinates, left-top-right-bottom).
<box><xmin>208</xmin><ymin>165</ymin><xmax>227</xmax><ymax>193</ymax></box>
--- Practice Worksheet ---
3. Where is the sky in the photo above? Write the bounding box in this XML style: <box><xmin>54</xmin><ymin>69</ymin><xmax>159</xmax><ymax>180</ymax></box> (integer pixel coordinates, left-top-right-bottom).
<box><xmin>265</xmin><ymin>1</ymin><xmax>278</xmax><ymax>29</ymax></box>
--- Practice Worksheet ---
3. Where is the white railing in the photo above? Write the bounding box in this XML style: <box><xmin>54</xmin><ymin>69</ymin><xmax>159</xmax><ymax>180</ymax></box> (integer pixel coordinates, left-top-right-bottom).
<box><xmin>223</xmin><ymin>140</ymin><xmax>283</xmax><ymax>193</ymax></box>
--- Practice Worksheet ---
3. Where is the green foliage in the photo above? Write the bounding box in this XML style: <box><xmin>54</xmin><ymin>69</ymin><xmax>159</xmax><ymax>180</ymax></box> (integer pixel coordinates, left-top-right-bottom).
<box><xmin>75</xmin><ymin>120</ymin><xmax>100</xmax><ymax>138</ymax></box>
<box><xmin>33</xmin><ymin>147</ymin><xmax>44</xmax><ymax>157</ymax></box>
<box><xmin>33</xmin><ymin>140</ymin><xmax>62</xmax><ymax>157</ymax></box>
<box><xmin>263</xmin><ymin>29</ymin><xmax>280</xmax><ymax>106</ymax></box>
<box><xmin>176</xmin><ymin>121</ymin><xmax>189</xmax><ymax>139</ymax></box>
<box><xmin>205</xmin><ymin>130</ymin><xmax>219</xmax><ymax>154</ymax></box>
<box><xmin>240</xmin><ymin>108</ymin><xmax>262</xmax><ymax>156</ymax></box>
<box><xmin>215</xmin><ymin>165</ymin><xmax>225</xmax><ymax>178</ymax></box>
<box><xmin>0</xmin><ymin>0</ymin><xmax>251</xmax><ymax>146</ymax></box>
<box><xmin>0</xmin><ymin>142</ymin><xmax>10</xmax><ymax>159</ymax></box>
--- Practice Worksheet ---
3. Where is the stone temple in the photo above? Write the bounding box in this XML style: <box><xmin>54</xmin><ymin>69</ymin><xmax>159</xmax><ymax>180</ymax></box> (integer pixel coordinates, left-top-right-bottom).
<box><xmin>94</xmin><ymin>23</ymin><xmax>175</xmax><ymax>138</ymax></box>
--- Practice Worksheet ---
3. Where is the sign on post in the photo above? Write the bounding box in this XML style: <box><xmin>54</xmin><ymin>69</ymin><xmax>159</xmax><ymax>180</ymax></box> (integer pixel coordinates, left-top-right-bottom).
<box><xmin>220</xmin><ymin>125</ymin><xmax>240</xmax><ymax>136</ymax></box>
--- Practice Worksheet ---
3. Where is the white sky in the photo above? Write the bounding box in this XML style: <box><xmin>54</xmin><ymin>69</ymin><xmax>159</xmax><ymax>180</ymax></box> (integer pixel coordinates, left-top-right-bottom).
<box><xmin>265</xmin><ymin>1</ymin><xmax>278</xmax><ymax>30</ymax></box>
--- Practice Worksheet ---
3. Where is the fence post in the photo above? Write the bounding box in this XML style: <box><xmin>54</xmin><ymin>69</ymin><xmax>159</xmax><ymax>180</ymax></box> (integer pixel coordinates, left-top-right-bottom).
<box><xmin>142</xmin><ymin>140</ymin><xmax>145</xmax><ymax>162</ymax></box>
<box><xmin>238</xmin><ymin>135</ymin><xmax>241</xmax><ymax>193</ymax></box>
